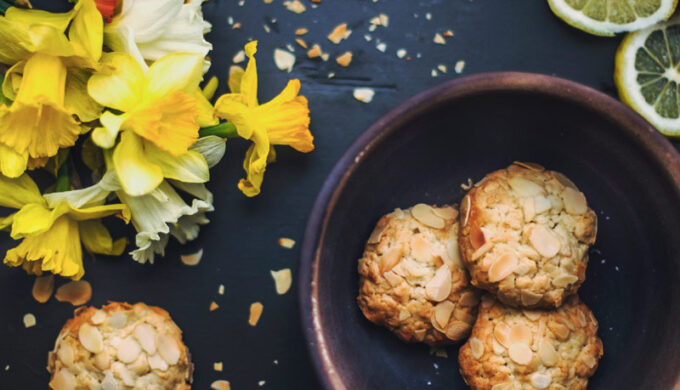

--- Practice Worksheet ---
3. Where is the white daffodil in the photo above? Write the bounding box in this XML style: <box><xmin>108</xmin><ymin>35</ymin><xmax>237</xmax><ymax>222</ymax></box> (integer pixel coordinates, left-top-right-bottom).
<box><xmin>104</xmin><ymin>0</ymin><xmax>213</xmax><ymax>72</ymax></box>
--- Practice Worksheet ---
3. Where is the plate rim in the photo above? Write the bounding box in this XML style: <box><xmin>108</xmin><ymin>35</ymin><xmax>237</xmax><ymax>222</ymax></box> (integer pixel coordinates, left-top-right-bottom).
<box><xmin>297</xmin><ymin>71</ymin><xmax>680</xmax><ymax>390</ymax></box>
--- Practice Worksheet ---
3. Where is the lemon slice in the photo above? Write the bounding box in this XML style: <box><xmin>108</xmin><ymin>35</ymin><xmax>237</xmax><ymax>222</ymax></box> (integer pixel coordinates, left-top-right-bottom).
<box><xmin>548</xmin><ymin>0</ymin><xmax>678</xmax><ymax>36</ymax></box>
<box><xmin>616</xmin><ymin>16</ymin><xmax>680</xmax><ymax>137</ymax></box>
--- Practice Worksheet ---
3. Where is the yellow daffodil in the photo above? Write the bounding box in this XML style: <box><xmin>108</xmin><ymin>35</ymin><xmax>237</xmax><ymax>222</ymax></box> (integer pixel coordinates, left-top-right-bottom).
<box><xmin>0</xmin><ymin>173</ymin><xmax>129</xmax><ymax>280</ymax></box>
<box><xmin>87</xmin><ymin>51</ymin><xmax>213</xmax><ymax>196</ymax></box>
<box><xmin>0</xmin><ymin>0</ymin><xmax>103</xmax><ymax>178</ymax></box>
<box><xmin>214</xmin><ymin>41</ymin><xmax>314</xmax><ymax>197</ymax></box>
<box><xmin>104</xmin><ymin>0</ymin><xmax>212</xmax><ymax>73</ymax></box>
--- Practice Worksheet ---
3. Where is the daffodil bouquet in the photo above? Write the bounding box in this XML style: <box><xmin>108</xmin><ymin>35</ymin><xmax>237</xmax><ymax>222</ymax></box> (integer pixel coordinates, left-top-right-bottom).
<box><xmin>0</xmin><ymin>0</ymin><xmax>314</xmax><ymax>279</ymax></box>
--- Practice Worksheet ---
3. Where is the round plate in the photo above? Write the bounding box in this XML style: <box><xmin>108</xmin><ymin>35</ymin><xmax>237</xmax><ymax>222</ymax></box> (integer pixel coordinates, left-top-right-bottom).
<box><xmin>299</xmin><ymin>72</ymin><xmax>680</xmax><ymax>390</ymax></box>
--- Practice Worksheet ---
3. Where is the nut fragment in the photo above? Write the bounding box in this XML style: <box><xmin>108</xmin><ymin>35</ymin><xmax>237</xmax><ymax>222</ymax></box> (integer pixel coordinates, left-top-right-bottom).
<box><xmin>469</xmin><ymin>223</ymin><xmax>486</xmax><ymax>250</ymax></box>
<box><xmin>562</xmin><ymin>187</ymin><xmax>587</xmax><ymax>215</ymax></box>
<box><xmin>461</xmin><ymin>195</ymin><xmax>471</xmax><ymax>226</ymax></box>
<box><xmin>101</xmin><ymin>371</ymin><xmax>118</xmax><ymax>390</ymax></box>
<box><xmin>538</xmin><ymin>340</ymin><xmax>558</xmax><ymax>366</ymax></box>
<box><xmin>336</xmin><ymin>51</ymin><xmax>353</xmax><ymax>67</ymax></box>
<box><xmin>278</xmin><ymin>237</ymin><xmax>296</xmax><ymax>249</ymax></box>
<box><xmin>469</xmin><ymin>337</ymin><xmax>484</xmax><ymax>360</ymax></box>
<box><xmin>445</xmin><ymin>321</ymin><xmax>470</xmax><ymax>340</ymax></box>
<box><xmin>328</xmin><ymin>23</ymin><xmax>351</xmax><ymax>44</ymax></box>
<box><xmin>520</xmin><ymin>290</ymin><xmax>543</xmax><ymax>306</ymax></box>
<box><xmin>425</xmin><ymin>265</ymin><xmax>452</xmax><ymax>302</ymax></box>
<box><xmin>552</xmin><ymin>273</ymin><xmax>579</xmax><ymax>288</ymax></box>
<box><xmin>32</xmin><ymin>275</ymin><xmax>55</xmax><ymax>303</ymax></box>
<box><xmin>488</xmin><ymin>252</ymin><xmax>518</xmax><ymax>282</ymax></box>
<box><xmin>513</xmin><ymin>161</ymin><xmax>545</xmax><ymax>172</ymax></box>
<box><xmin>50</xmin><ymin>369</ymin><xmax>77</xmax><ymax>390</ymax></box>
<box><xmin>23</xmin><ymin>313</ymin><xmax>36</xmax><ymax>328</ymax></box>
<box><xmin>508</xmin><ymin>176</ymin><xmax>544</xmax><ymax>197</ymax></box>
<box><xmin>117</xmin><ymin>337</ymin><xmax>142</xmax><ymax>363</ymax></box>
<box><xmin>134</xmin><ymin>323</ymin><xmax>157</xmax><ymax>354</ymax></box>
<box><xmin>411</xmin><ymin>203</ymin><xmax>445</xmax><ymax>229</ymax></box>
<box><xmin>380</xmin><ymin>247</ymin><xmax>402</xmax><ymax>274</ymax></box>
<box><xmin>148</xmin><ymin>354</ymin><xmax>168</xmax><ymax>371</ymax></box>
<box><xmin>432</xmin><ymin>206</ymin><xmax>458</xmax><ymax>220</ymax></box>
<box><xmin>307</xmin><ymin>44</ymin><xmax>322</xmax><ymax>58</ymax></box>
<box><xmin>249</xmin><ymin>302</ymin><xmax>264</xmax><ymax>326</ymax></box>
<box><xmin>108</xmin><ymin>312</ymin><xmax>127</xmax><ymax>328</ymax></box>
<box><xmin>90</xmin><ymin>310</ymin><xmax>106</xmax><ymax>325</ymax></box>
<box><xmin>531</xmin><ymin>373</ymin><xmax>552</xmax><ymax>389</ymax></box>
<box><xmin>274</xmin><ymin>48</ymin><xmax>295</xmax><ymax>73</ymax></box>
<box><xmin>529</xmin><ymin>225</ymin><xmax>561</xmax><ymax>258</ymax></box>
<box><xmin>494</xmin><ymin>322</ymin><xmax>511</xmax><ymax>348</ymax></box>
<box><xmin>78</xmin><ymin>323</ymin><xmax>103</xmax><ymax>353</ymax></box>
<box><xmin>508</xmin><ymin>323</ymin><xmax>533</xmax><ymax>345</ymax></box>
<box><xmin>548</xmin><ymin>320</ymin><xmax>571</xmax><ymax>340</ymax></box>
<box><xmin>211</xmin><ymin>380</ymin><xmax>232</xmax><ymax>390</ymax></box>
<box><xmin>508</xmin><ymin>343</ymin><xmax>533</xmax><ymax>365</ymax></box>
<box><xmin>157</xmin><ymin>334</ymin><xmax>180</xmax><ymax>365</ymax></box>
<box><xmin>180</xmin><ymin>249</ymin><xmax>203</xmax><ymax>266</ymax></box>
<box><xmin>353</xmin><ymin>87</ymin><xmax>375</xmax><ymax>103</ymax></box>
<box><xmin>270</xmin><ymin>268</ymin><xmax>293</xmax><ymax>294</ymax></box>
<box><xmin>432</xmin><ymin>301</ymin><xmax>455</xmax><ymax>328</ymax></box>
<box><xmin>55</xmin><ymin>280</ymin><xmax>92</xmax><ymax>306</ymax></box>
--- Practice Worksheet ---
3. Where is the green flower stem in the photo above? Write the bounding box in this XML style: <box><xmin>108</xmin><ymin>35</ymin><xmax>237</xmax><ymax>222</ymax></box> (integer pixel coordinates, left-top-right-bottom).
<box><xmin>199</xmin><ymin>122</ymin><xmax>239</xmax><ymax>139</ymax></box>
<box><xmin>55</xmin><ymin>157</ymin><xmax>71</xmax><ymax>192</ymax></box>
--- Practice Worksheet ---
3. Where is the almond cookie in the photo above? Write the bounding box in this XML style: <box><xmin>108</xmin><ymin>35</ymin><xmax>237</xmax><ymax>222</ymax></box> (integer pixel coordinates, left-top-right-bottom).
<box><xmin>48</xmin><ymin>302</ymin><xmax>192</xmax><ymax>390</ymax></box>
<box><xmin>459</xmin><ymin>162</ymin><xmax>597</xmax><ymax>308</ymax></box>
<box><xmin>357</xmin><ymin>204</ymin><xmax>480</xmax><ymax>346</ymax></box>
<box><xmin>458</xmin><ymin>295</ymin><xmax>603</xmax><ymax>390</ymax></box>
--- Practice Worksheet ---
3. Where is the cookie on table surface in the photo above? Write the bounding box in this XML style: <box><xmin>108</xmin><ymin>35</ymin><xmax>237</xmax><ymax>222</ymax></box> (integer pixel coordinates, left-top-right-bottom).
<box><xmin>459</xmin><ymin>162</ymin><xmax>597</xmax><ymax>309</ymax></box>
<box><xmin>458</xmin><ymin>295</ymin><xmax>603</xmax><ymax>390</ymax></box>
<box><xmin>357</xmin><ymin>204</ymin><xmax>481</xmax><ymax>346</ymax></box>
<box><xmin>48</xmin><ymin>302</ymin><xmax>192</xmax><ymax>390</ymax></box>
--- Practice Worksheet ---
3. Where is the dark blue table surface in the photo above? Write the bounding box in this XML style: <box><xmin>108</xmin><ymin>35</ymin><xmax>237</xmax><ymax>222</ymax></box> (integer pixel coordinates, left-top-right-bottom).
<box><xmin>1</xmin><ymin>1</ymin><xmax>679</xmax><ymax>389</ymax></box>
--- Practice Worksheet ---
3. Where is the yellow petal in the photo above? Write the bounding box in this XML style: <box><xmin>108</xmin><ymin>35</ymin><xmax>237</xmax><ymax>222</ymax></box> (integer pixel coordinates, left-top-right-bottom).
<box><xmin>202</xmin><ymin>76</ymin><xmax>218</xmax><ymax>100</ymax></box>
<box><xmin>257</xmin><ymin>81</ymin><xmax>313</xmax><ymax>152</ymax></box>
<box><xmin>65</xmin><ymin>68</ymin><xmax>103</xmax><ymax>122</ymax></box>
<box><xmin>238</xmin><ymin>143</ymin><xmax>268</xmax><ymax>197</ymax></box>
<box><xmin>0</xmin><ymin>173</ymin><xmax>43</xmax><ymax>209</ymax></box>
<box><xmin>5</xmin><ymin>5</ymin><xmax>75</xmax><ymax>32</ymax></box>
<box><xmin>0</xmin><ymin>143</ymin><xmax>28</xmax><ymax>178</ymax></box>
<box><xmin>143</xmin><ymin>52</ymin><xmax>203</xmax><ymax>102</ymax></box>
<box><xmin>194</xmin><ymin>88</ymin><xmax>218</xmax><ymax>127</ymax></box>
<box><xmin>113</xmin><ymin>131</ymin><xmax>163</xmax><ymax>196</ymax></box>
<box><xmin>66</xmin><ymin>203</ymin><xmax>130</xmax><ymax>223</ymax></box>
<box><xmin>145</xmin><ymin>143</ymin><xmax>209</xmax><ymax>184</ymax></box>
<box><xmin>10</xmin><ymin>202</ymin><xmax>61</xmax><ymax>239</ymax></box>
<box><xmin>127</xmin><ymin>90</ymin><xmax>199</xmax><ymax>156</ymax></box>
<box><xmin>0</xmin><ymin>17</ymin><xmax>33</xmax><ymax>64</ymax></box>
<box><xmin>27</xmin><ymin>24</ymin><xmax>75</xmax><ymax>57</ymax></box>
<box><xmin>68</xmin><ymin>0</ymin><xmax>103</xmax><ymax>62</ymax></box>
<box><xmin>92</xmin><ymin>111</ymin><xmax>126</xmax><ymax>149</ymax></box>
<box><xmin>5</xmin><ymin>216</ymin><xmax>85</xmax><ymax>280</ymax></box>
<box><xmin>88</xmin><ymin>52</ymin><xmax>144</xmax><ymax>112</ymax></box>
<box><xmin>213</xmin><ymin>93</ymin><xmax>253</xmax><ymax>138</ymax></box>
<box><xmin>80</xmin><ymin>220</ymin><xmax>127</xmax><ymax>256</ymax></box>
<box><xmin>0</xmin><ymin>213</ymin><xmax>15</xmax><ymax>231</ymax></box>
<box><xmin>2</xmin><ymin>60</ymin><xmax>24</xmax><ymax>101</ymax></box>
<box><xmin>241</xmin><ymin>41</ymin><xmax>259</xmax><ymax>106</ymax></box>
<box><xmin>228</xmin><ymin>65</ymin><xmax>244</xmax><ymax>93</ymax></box>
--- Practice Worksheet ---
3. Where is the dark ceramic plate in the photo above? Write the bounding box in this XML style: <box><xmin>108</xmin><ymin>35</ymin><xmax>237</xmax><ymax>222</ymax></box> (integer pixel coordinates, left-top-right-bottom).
<box><xmin>299</xmin><ymin>72</ymin><xmax>680</xmax><ymax>390</ymax></box>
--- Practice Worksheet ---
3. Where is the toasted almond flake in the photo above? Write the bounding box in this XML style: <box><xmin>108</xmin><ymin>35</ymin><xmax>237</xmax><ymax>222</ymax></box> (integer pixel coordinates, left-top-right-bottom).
<box><xmin>369</xmin><ymin>16</ymin><xmax>381</xmax><ymax>25</ymax></box>
<box><xmin>232</xmin><ymin>22</ymin><xmax>241</xmax><ymax>29</ymax></box>
<box><xmin>336</xmin><ymin>51</ymin><xmax>353</xmax><ymax>67</ymax></box>
<box><xmin>227</xmin><ymin>16</ymin><xmax>234</xmax><ymax>24</ymax></box>
<box><xmin>531</xmin><ymin>373</ymin><xmax>552</xmax><ymax>389</ymax></box>
<box><xmin>108</xmin><ymin>312</ymin><xmax>127</xmax><ymax>328</ymax></box>
<box><xmin>50</xmin><ymin>369</ymin><xmax>77</xmax><ymax>390</ymax></box>
<box><xmin>249</xmin><ymin>302</ymin><xmax>264</xmax><ymax>326</ymax></box>
<box><xmin>295</xmin><ymin>28</ymin><xmax>308</xmax><ymax>35</ymax></box>
<box><xmin>433</xmin><ymin>301</ymin><xmax>455</xmax><ymax>328</ymax></box>
<box><xmin>562</xmin><ymin>187</ymin><xmax>587</xmax><ymax>215</ymax></box>
<box><xmin>284</xmin><ymin>0</ymin><xmax>306</xmax><ymax>13</ymax></box>
<box><xmin>263</xmin><ymin>24</ymin><xmax>271</xmax><ymax>33</ymax></box>
<box><xmin>148</xmin><ymin>354</ymin><xmax>168</xmax><ymax>371</ymax></box>
<box><xmin>383</xmin><ymin>270</ymin><xmax>402</xmax><ymax>286</ymax></box>
<box><xmin>327</xmin><ymin>72</ymin><xmax>335</xmax><ymax>78</ymax></box>
<box><xmin>157</xmin><ymin>334</ymin><xmax>180</xmax><ymax>365</ymax></box>
<box><xmin>425</xmin><ymin>265</ymin><xmax>452</xmax><ymax>302</ymax></box>
<box><xmin>23</xmin><ymin>313</ymin><xmax>36</xmax><ymax>328</ymax></box>
<box><xmin>133</xmin><ymin>323</ymin><xmax>157</xmax><ymax>354</ymax></box>
<box><xmin>364</xmin><ymin>34</ymin><xmax>372</xmax><ymax>42</ymax></box>
<box><xmin>278</xmin><ymin>237</ymin><xmax>296</xmax><ymax>249</ymax></box>
<box><xmin>488</xmin><ymin>252</ymin><xmax>519</xmax><ymax>282</ymax></box>
<box><xmin>270</xmin><ymin>268</ymin><xmax>293</xmax><ymax>294</ymax></box>
<box><xmin>437</xmin><ymin>64</ymin><xmax>447</xmax><ymax>73</ymax></box>
<box><xmin>218</xmin><ymin>284</ymin><xmax>225</xmax><ymax>295</ymax></box>
<box><xmin>508</xmin><ymin>324</ymin><xmax>533</xmax><ymax>345</ymax></box>
<box><xmin>583</xmin><ymin>354</ymin><xmax>598</xmax><ymax>368</ymax></box>
<box><xmin>538</xmin><ymin>340</ymin><xmax>558</xmax><ymax>366</ymax></box>
<box><xmin>494</xmin><ymin>322</ymin><xmax>511</xmax><ymax>348</ymax></box>
<box><xmin>79</xmin><ymin>323</ymin><xmax>103</xmax><ymax>353</ymax></box>
<box><xmin>273</xmin><ymin>48</ymin><xmax>295</xmax><ymax>73</ymax></box>
<box><xmin>443</xmin><ymin>29</ymin><xmax>454</xmax><ymax>37</ymax></box>
<box><xmin>454</xmin><ymin>60</ymin><xmax>465</xmax><ymax>74</ymax></box>
<box><xmin>376</xmin><ymin>42</ymin><xmax>387</xmax><ymax>52</ymax></box>
<box><xmin>32</xmin><ymin>275</ymin><xmax>54</xmax><ymax>303</ymax></box>
<box><xmin>552</xmin><ymin>273</ymin><xmax>579</xmax><ymax>288</ymax></box>
<box><xmin>353</xmin><ymin>87</ymin><xmax>375</xmax><ymax>103</ymax></box>
<box><xmin>446</xmin><ymin>239</ymin><xmax>463</xmax><ymax>269</ymax></box>
<box><xmin>232</xmin><ymin>50</ymin><xmax>246</xmax><ymax>63</ymax></box>
<box><xmin>553</xmin><ymin>171</ymin><xmax>578</xmax><ymax>189</ymax></box>
<box><xmin>445</xmin><ymin>321</ymin><xmax>470</xmax><ymax>340</ymax></box>
<box><xmin>508</xmin><ymin>343</ymin><xmax>532</xmax><ymax>365</ymax></box>
<box><xmin>398</xmin><ymin>310</ymin><xmax>411</xmax><ymax>321</ymax></box>
<box><xmin>90</xmin><ymin>310</ymin><xmax>106</xmax><ymax>325</ymax></box>
<box><xmin>209</xmin><ymin>301</ymin><xmax>219</xmax><ymax>311</ymax></box>
<box><xmin>529</xmin><ymin>225</ymin><xmax>561</xmax><ymax>258</ymax></box>
<box><xmin>521</xmin><ymin>290</ymin><xmax>543</xmax><ymax>306</ymax></box>
<box><xmin>433</xmin><ymin>33</ymin><xmax>446</xmax><ymax>44</ymax></box>
<box><xmin>470</xmin><ymin>223</ymin><xmax>486</xmax><ymax>250</ymax></box>
<box><xmin>181</xmin><ymin>249</ymin><xmax>203</xmax><ymax>266</ymax></box>
<box><xmin>425</xmin><ymin>12</ymin><xmax>432</xmax><ymax>20</ymax></box>
<box><xmin>368</xmin><ymin>224</ymin><xmax>386</xmax><ymax>244</ymax></box>
<box><xmin>396</xmin><ymin>48</ymin><xmax>407</xmax><ymax>58</ymax></box>
<box><xmin>548</xmin><ymin>320</ymin><xmax>571</xmax><ymax>340</ymax></box>
<box><xmin>379</xmin><ymin>246</ymin><xmax>402</xmax><ymax>273</ymax></box>
<box><xmin>55</xmin><ymin>280</ymin><xmax>92</xmax><ymax>306</ymax></box>
<box><xmin>412</xmin><ymin>203</ymin><xmax>445</xmax><ymax>229</ymax></box>
<box><xmin>295</xmin><ymin>38</ymin><xmax>307</xmax><ymax>48</ymax></box>
<box><xmin>379</xmin><ymin>13</ymin><xmax>389</xmax><ymax>26</ymax></box>
<box><xmin>320</xmin><ymin>53</ymin><xmax>329</xmax><ymax>61</ymax></box>
<box><xmin>258</xmin><ymin>380</ymin><xmax>266</xmax><ymax>386</ymax></box>
<box><xmin>514</xmin><ymin>161</ymin><xmax>545</xmax><ymax>171</ymax></box>
<box><xmin>431</xmin><ymin>69</ymin><xmax>438</xmax><ymax>77</ymax></box>
<box><xmin>328</xmin><ymin>23</ymin><xmax>351</xmax><ymax>44</ymax></box>
<box><xmin>368</xmin><ymin>24</ymin><xmax>377</xmax><ymax>32</ymax></box>
<box><xmin>533</xmin><ymin>195</ymin><xmax>552</xmax><ymax>214</ymax></box>
<box><xmin>214</xmin><ymin>362</ymin><xmax>223</xmax><ymax>372</ymax></box>
<box><xmin>117</xmin><ymin>337</ymin><xmax>141</xmax><ymax>363</ymax></box>
<box><xmin>509</xmin><ymin>176</ymin><xmax>544</xmax><ymax>197</ymax></box>
<box><xmin>307</xmin><ymin>45</ymin><xmax>322</xmax><ymax>58</ymax></box>
<box><xmin>469</xmin><ymin>337</ymin><xmax>484</xmax><ymax>359</ymax></box>
<box><xmin>211</xmin><ymin>380</ymin><xmax>231</xmax><ymax>390</ymax></box>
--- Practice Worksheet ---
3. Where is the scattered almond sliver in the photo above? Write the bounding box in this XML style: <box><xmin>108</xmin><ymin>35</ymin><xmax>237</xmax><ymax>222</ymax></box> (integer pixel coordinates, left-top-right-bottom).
<box><xmin>278</xmin><ymin>237</ymin><xmax>296</xmax><ymax>249</ymax></box>
<box><xmin>437</xmin><ymin>64</ymin><xmax>448</xmax><ymax>73</ymax></box>
<box><xmin>455</xmin><ymin>60</ymin><xmax>466</xmax><ymax>74</ymax></box>
<box><xmin>328</xmin><ymin>23</ymin><xmax>351</xmax><ymax>44</ymax></box>
<box><xmin>274</xmin><ymin>48</ymin><xmax>296</xmax><ymax>72</ymax></box>
<box><xmin>433</xmin><ymin>33</ymin><xmax>446</xmax><ymax>45</ymax></box>
<box><xmin>283</xmin><ymin>0</ymin><xmax>306</xmax><ymax>13</ymax></box>
<box><xmin>32</xmin><ymin>275</ymin><xmax>55</xmax><ymax>303</ymax></box>
<box><xmin>232</xmin><ymin>50</ymin><xmax>246</xmax><ymax>63</ymax></box>
<box><xmin>295</xmin><ymin>38</ymin><xmax>308</xmax><ymax>48</ymax></box>
<box><xmin>210</xmin><ymin>301</ymin><xmax>219</xmax><ymax>311</ymax></box>
<box><xmin>336</xmin><ymin>51</ymin><xmax>353</xmax><ymax>67</ymax></box>
<box><xmin>307</xmin><ymin>44</ymin><xmax>322</xmax><ymax>58</ymax></box>
<box><xmin>443</xmin><ymin>29</ymin><xmax>454</xmax><ymax>37</ymax></box>
<box><xmin>211</xmin><ymin>380</ymin><xmax>231</xmax><ymax>390</ymax></box>
<box><xmin>55</xmin><ymin>280</ymin><xmax>92</xmax><ymax>306</ymax></box>
<box><xmin>181</xmin><ymin>249</ymin><xmax>203</xmax><ymax>266</ymax></box>
<box><xmin>218</xmin><ymin>284</ymin><xmax>225</xmax><ymax>295</ymax></box>
<box><xmin>214</xmin><ymin>362</ymin><xmax>223</xmax><ymax>372</ymax></box>
<box><xmin>249</xmin><ymin>302</ymin><xmax>264</xmax><ymax>326</ymax></box>
<box><xmin>270</xmin><ymin>268</ymin><xmax>293</xmax><ymax>295</ymax></box>
<box><xmin>295</xmin><ymin>27</ymin><xmax>308</xmax><ymax>35</ymax></box>
<box><xmin>353</xmin><ymin>87</ymin><xmax>375</xmax><ymax>103</ymax></box>
<box><xmin>23</xmin><ymin>313</ymin><xmax>36</xmax><ymax>328</ymax></box>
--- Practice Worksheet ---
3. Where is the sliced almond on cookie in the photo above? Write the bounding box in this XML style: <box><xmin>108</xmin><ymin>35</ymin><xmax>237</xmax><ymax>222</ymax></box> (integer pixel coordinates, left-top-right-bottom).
<box><xmin>531</xmin><ymin>373</ymin><xmax>552</xmax><ymax>389</ymax></box>
<box><xmin>562</xmin><ymin>187</ymin><xmax>587</xmax><ymax>215</ymax></box>
<box><xmin>538</xmin><ymin>339</ymin><xmax>558</xmax><ymax>366</ymax></box>
<box><xmin>469</xmin><ymin>337</ymin><xmax>484</xmax><ymax>360</ymax></box>
<box><xmin>488</xmin><ymin>252</ymin><xmax>518</xmax><ymax>282</ymax></box>
<box><xmin>411</xmin><ymin>204</ymin><xmax>445</xmax><ymax>229</ymax></box>
<box><xmin>432</xmin><ymin>301</ymin><xmax>455</xmax><ymax>328</ymax></box>
<box><xmin>529</xmin><ymin>225</ymin><xmax>561</xmax><ymax>258</ymax></box>
<box><xmin>425</xmin><ymin>265</ymin><xmax>452</xmax><ymax>302</ymax></box>
<box><xmin>380</xmin><ymin>247</ymin><xmax>402</xmax><ymax>274</ymax></box>
<box><xmin>432</xmin><ymin>206</ymin><xmax>458</xmax><ymax>220</ymax></box>
<box><xmin>508</xmin><ymin>176</ymin><xmax>544</xmax><ymax>197</ymax></box>
<box><xmin>508</xmin><ymin>343</ymin><xmax>533</xmax><ymax>365</ymax></box>
<box><xmin>78</xmin><ymin>323</ymin><xmax>103</xmax><ymax>354</ymax></box>
<box><xmin>552</xmin><ymin>273</ymin><xmax>579</xmax><ymax>288</ymax></box>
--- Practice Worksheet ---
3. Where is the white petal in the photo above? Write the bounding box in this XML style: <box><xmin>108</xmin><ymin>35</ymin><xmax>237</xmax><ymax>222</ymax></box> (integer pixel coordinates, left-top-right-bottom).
<box><xmin>111</xmin><ymin>0</ymin><xmax>183</xmax><ymax>43</ymax></box>
<box><xmin>189</xmin><ymin>136</ymin><xmax>226</xmax><ymax>168</ymax></box>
